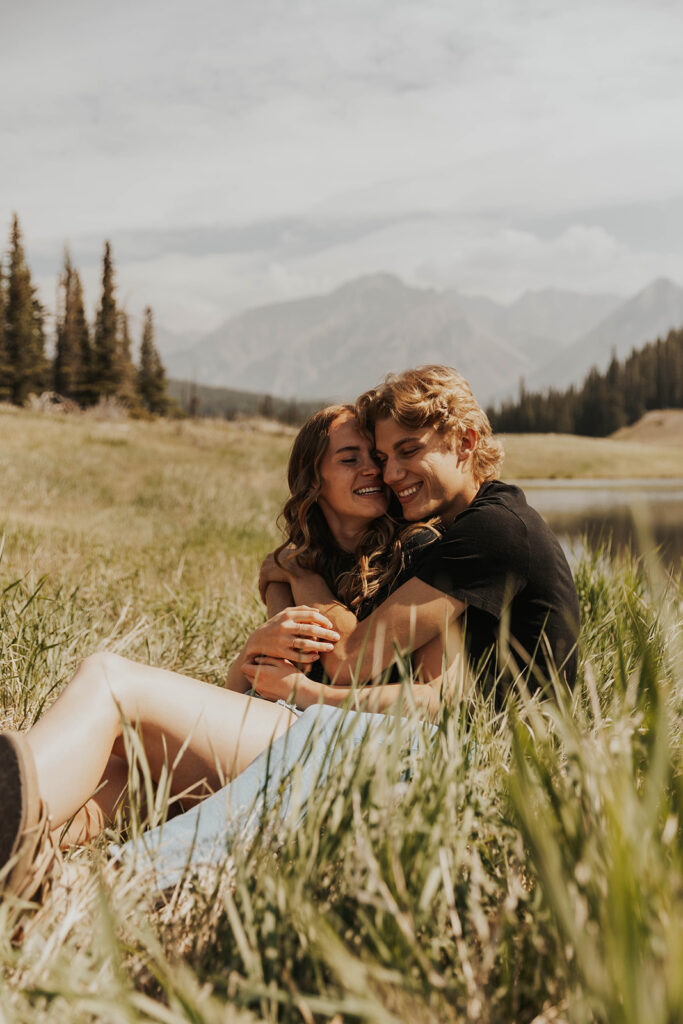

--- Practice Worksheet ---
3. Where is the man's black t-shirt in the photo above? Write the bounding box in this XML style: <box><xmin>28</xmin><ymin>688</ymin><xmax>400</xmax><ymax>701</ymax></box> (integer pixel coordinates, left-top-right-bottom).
<box><xmin>412</xmin><ymin>480</ymin><xmax>580</xmax><ymax>693</ymax></box>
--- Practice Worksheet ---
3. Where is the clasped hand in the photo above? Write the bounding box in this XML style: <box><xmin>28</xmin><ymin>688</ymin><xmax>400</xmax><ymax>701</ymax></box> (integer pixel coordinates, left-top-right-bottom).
<box><xmin>242</xmin><ymin>656</ymin><xmax>319</xmax><ymax>707</ymax></box>
<box><xmin>243</xmin><ymin>606</ymin><xmax>340</xmax><ymax>665</ymax></box>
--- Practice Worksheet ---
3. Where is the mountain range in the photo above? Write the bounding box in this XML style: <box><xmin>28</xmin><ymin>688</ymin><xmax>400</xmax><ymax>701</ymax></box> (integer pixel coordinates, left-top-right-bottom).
<box><xmin>163</xmin><ymin>274</ymin><xmax>683</xmax><ymax>408</ymax></box>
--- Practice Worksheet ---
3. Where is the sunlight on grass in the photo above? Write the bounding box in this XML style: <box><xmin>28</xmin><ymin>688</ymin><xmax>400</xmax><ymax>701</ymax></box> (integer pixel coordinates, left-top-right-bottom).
<box><xmin>0</xmin><ymin>407</ymin><xmax>681</xmax><ymax>1023</ymax></box>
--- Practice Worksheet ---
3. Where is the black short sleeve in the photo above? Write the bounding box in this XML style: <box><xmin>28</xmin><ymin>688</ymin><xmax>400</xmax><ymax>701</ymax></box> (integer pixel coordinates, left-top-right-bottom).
<box><xmin>414</xmin><ymin>502</ymin><xmax>529</xmax><ymax>617</ymax></box>
<box><xmin>411</xmin><ymin>481</ymin><xmax>580</xmax><ymax>693</ymax></box>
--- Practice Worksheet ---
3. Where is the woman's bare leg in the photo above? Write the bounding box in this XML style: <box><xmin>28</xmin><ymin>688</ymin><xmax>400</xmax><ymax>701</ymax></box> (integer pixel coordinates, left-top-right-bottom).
<box><xmin>52</xmin><ymin>753</ymin><xmax>129</xmax><ymax>846</ymax></box>
<box><xmin>26</xmin><ymin>651</ymin><xmax>296</xmax><ymax>831</ymax></box>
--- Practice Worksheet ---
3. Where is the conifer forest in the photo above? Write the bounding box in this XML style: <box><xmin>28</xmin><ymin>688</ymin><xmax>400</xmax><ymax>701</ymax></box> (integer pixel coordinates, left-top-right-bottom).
<box><xmin>0</xmin><ymin>214</ymin><xmax>169</xmax><ymax>415</ymax></box>
<box><xmin>488</xmin><ymin>328</ymin><xmax>683</xmax><ymax>436</ymax></box>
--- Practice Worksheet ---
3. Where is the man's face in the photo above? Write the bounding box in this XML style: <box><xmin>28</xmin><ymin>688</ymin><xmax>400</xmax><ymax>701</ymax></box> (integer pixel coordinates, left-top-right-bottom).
<box><xmin>373</xmin><ymin>417</ymin><xmax>476</xmax><ymax>521</ymax></box>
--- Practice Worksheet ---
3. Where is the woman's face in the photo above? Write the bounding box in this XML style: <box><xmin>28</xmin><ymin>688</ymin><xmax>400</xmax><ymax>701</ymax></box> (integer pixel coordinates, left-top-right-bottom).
<box><xmin>317</xmin><ymin>412</ymin><xmax>388</xmax><ymax>524</ymax></box>
<box><xmin>373</xmin><ymin>416</ymin><xmax>477</xmax><ymax>521</ymax></box>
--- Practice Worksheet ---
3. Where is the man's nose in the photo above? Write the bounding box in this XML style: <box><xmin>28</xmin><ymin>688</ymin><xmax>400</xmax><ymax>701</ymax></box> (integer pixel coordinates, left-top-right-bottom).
<box><xmin>382</xmin><ymin>457</ymin><xmax>402</xmax><ymax>485</ymax></box>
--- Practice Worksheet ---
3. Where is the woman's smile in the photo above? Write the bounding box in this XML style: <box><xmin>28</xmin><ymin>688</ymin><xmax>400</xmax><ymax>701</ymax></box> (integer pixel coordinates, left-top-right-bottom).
<box><xmin>317</xmin><ymin>412</ymin><xmax>389</xmax><ymax>537</ymax></box>
<box><xmin>354</xmin><ymin>484</ymin><xmax>384</xmax><ymax>497</ymax></box>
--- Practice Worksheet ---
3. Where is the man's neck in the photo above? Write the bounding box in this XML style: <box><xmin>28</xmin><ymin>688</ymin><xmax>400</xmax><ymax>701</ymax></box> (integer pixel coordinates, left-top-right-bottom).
<box><xmin>440</xmin><ymin>477</ymin><xmax>482</xmax><ymax>527</ymax></box>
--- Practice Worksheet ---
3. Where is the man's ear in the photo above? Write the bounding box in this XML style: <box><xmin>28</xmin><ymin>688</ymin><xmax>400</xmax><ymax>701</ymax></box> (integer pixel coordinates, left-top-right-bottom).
<box><xmin>458</xmin><ymin>427</ymin><xmax>478</xmax><ymax>462</ymax></box>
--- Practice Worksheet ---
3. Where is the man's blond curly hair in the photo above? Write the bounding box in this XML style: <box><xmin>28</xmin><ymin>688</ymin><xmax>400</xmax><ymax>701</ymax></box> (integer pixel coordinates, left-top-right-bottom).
<box><xmin>356</xmin><ymin>365</ymin><xmax>504</xmax><ymax>483</ymax></box>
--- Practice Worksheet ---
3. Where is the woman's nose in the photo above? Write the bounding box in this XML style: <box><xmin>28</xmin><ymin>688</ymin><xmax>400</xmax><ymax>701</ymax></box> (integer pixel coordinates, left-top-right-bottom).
<box><xmin>361</xmin><ymin>457</ymin><xmax>381</xmax><ymax>477</ymax></box>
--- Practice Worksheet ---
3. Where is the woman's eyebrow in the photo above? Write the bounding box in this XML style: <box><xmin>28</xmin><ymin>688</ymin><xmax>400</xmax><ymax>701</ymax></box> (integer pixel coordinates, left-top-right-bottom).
<box><xmin>334</xmin><ymin>444</ymin><xmax>362</xmax><ymax>455</ymax></box>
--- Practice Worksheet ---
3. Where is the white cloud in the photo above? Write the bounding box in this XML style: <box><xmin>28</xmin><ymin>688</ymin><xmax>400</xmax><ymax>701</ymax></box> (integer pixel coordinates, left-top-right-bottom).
<box><xmin>3</xmin><ymin>0</ymin><xmax>683</xmax><ymax>330</ymax></box>
<box><xmin>29</xmin><ymin>214</ymin><xmax>683</xmax><ymax>341</ymax></box>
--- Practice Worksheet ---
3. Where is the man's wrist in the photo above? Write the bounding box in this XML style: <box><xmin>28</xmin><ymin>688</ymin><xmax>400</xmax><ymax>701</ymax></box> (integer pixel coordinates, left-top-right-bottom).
<box><xmin>295</xmin><ymin>676</ymin><xmax>318</xmax><ymax>708</ymax></box>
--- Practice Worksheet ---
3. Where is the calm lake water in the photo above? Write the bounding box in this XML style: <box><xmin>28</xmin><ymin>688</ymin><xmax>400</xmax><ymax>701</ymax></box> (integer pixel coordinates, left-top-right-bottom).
<box><xmin>515</xmin><ymin>478</ymin><xmax>683</xmax><ymax>566</ymax></box>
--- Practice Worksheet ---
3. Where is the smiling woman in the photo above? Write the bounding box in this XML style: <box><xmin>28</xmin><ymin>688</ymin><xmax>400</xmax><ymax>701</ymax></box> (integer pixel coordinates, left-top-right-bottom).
<box><xmin>271</xmin><ymin>404</ymin><xmax>407</xmax><ymax>619</ymax></box>
<box><xmin>317</xmin><ymin>411</ymin><xmax>388</xmax><ymax>533</ymax></box>
<box><xmin>0</xmin><ymin>402</ymin><xmax>441</xmax><ymax>901</ymax></box>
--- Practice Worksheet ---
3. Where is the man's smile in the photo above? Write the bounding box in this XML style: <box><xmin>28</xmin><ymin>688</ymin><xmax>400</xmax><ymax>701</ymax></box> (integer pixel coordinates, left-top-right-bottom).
<box><xmin>396</xmin><ymin>482</ymin><xmax>423</xmax><ymax>501</ymax></box>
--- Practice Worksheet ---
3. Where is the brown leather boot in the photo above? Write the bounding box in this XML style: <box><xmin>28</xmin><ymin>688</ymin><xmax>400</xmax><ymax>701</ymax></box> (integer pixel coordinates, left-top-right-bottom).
<box><xmin>0</xmin><ymin>731</ymin><xmax>58</xmax><ymax>901</ymax></box>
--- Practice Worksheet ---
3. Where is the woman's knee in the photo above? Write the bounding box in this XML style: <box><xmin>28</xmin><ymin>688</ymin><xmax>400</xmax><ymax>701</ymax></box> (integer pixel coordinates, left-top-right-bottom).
<box><xmin>76</xmin><ymin>650</ymin><xmax>132</xmax><ymax>709</ymax></box>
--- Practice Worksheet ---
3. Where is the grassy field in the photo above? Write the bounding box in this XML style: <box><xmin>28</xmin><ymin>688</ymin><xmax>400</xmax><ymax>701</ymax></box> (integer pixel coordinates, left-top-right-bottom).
<box><xmin>0</xmin><ymin>406</ymin><xmax>682</xmax><ymax>1023</ymax></box>
<box><xmin>501</xmin><ymin>431</ymin><xmax>683</xmax><ymax>479</ymax></box>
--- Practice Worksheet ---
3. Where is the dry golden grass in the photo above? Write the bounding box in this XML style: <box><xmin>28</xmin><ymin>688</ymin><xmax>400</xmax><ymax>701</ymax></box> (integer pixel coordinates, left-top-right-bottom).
<box><xmin>0</xmin><ymin>404</ymin><xmax>681</xmax><ymax>1023</ymax></box>
<box><xmin>611</xmin><ymin>408</ymin><xmax>683</xmax><ymax>447</ymax></box>
<box><xmin>501</xmin><ymin>431</ymin><xmax>683</xmax><ymax>479</ymax></box>
<box><xmin>0</xmin><ymin>406</ymin><xmax>293</xmax><ymax>587</ymax></box>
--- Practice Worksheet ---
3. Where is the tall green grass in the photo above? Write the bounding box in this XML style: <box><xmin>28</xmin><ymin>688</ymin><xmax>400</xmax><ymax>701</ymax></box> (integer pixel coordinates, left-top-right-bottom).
<box><xmin>0</xmin><ymin>408</ymin><xmax>681</xmax><ymax>1022</ymax></box>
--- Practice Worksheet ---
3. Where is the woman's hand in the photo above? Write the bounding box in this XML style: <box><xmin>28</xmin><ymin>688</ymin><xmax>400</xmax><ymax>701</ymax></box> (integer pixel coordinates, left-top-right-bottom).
<box><xmin>242</xmin><ymin>656</ymin><xmax>319</xmax><ymax>708</ymax></box>
<box><xmin>243</xmin><ymin>607</ymin><xmax>340</xmax><ymax>665</ymax></box>
<box><xmin>259</xmin><ymin>549</ymin><xmax>303</xmax><ymax>601</ymax></box>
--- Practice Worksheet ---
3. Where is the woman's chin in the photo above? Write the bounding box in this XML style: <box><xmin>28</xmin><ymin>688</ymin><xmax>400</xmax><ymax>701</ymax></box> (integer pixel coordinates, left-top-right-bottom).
<box><xmin>359</xmin><ymin>500</ymin><xmax>389</xmax><ymax>520</ymax></box>
<box><xmin>368</xmin><ymin>504</ymin><xmax>389</xmax><ymax>519</ymax></box>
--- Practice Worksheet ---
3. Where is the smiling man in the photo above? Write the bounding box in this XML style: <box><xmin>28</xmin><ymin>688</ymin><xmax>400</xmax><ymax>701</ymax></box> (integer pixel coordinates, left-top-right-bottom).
<box><xmin>262</xmin><ymin>365</ymin><xmax>580</xmax><ymax>707</ymax></box>
<box><xmin>362</xmin><ymin>365</ymin><xmax>580</xmax><ymax>697</ymax></box>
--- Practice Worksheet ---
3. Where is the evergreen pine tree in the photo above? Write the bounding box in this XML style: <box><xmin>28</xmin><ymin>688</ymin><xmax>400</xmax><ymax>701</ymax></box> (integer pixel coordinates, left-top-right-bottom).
<box><xmin>115</xmin><ymin>310</ymin><xmax>139</xmax><ymax>407</ymax></box>
<box><xmin>92</xmin><ymin>241</ymin><xmax>119</xmax><ymax>399</ymax></box>
<box><xmin>32</xmin><ymin>295</ymin><xmax>48</xmax><ymax>388</ymax></box>
<box><xmin>137</xmin><ymin>306</ymin><xmax>169</xmax><ymax>414</ymax></box>
<box><xmin>188</xmin><ymin>380</ymin><xmax>200</xmax><ymax>418</ymax></box>
<box><xmin>604</xmin><ymin>353</ymin><xmax>626</xmax><ymax>433</ymax></box>
<box><xmin>73</xmin><ymin>269</ymin><xmax>93</xmax><ymax>406</ymax></box>
<box><xmin>54</xmin><ymin>250</ymin><xmax>92</xmax><ymax>402</ymax></box>
<box><xmin>0</xmin><ymin>258</ymin><xmax>11</xmax><ymax>402</ymax></box>
<box><xmin>665</xmin><ymin>329</ymin><xmax>683</xmax><ymax>406</ymax></box>
<box><xmin>151</xmin><ymin>343</ymin><xmax>169</xmax><ymax>416</ymax></box>
<box><xmin>5</xmin><ymin>214</ymin><xmax>47</xmax><ymax>404</ymax></box>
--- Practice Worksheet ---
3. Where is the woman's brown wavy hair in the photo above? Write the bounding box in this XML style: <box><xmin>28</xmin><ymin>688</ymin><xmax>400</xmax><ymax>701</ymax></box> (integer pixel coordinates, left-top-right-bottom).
<box><xmin>276</xmin><ymin>405</ymin><xmax>405</xmax><ymax>613</ymax></box>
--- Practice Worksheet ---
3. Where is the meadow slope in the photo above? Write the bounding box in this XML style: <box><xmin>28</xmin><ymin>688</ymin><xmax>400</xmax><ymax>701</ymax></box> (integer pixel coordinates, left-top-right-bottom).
<box><xmin>0</xmin><ymin>406</ymin><xmax>681</xmax><ymax>1024</ymax></box>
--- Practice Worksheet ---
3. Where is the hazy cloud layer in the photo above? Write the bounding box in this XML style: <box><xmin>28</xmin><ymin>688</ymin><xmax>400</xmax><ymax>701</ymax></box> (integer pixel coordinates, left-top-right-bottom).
<box><xmin>2</xmin><ymin>0</ymin><xmax>682</xmax><ymax>333</ymax></box>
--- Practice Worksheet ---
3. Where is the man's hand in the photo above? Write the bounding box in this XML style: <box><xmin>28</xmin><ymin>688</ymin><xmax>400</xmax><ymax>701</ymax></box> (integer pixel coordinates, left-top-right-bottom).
<box><xmin>243</xmin><ymin>656</ymin><xmax>318</xmax><ymax>707</ymax></box>
<box><xmin>243</xmin><ymin>606</ymin><xmax>340</xmax><ymax>665</ymax></box>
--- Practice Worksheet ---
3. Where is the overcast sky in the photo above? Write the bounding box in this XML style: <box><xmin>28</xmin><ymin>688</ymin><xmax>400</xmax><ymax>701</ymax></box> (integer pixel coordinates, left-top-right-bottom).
<box><xmin>2</xmin><ymin>0</ymin><xmax>683</xmax><ymax>339</ymax></box>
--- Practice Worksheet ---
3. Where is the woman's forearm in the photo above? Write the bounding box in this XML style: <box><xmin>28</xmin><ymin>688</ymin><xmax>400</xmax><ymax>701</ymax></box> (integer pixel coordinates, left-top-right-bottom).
<box><xmin>225</xmin><ymin>658</ymin><xmax>251</xmax><ymax>693</ymax></box>
<box><xmin>289</xmin><ymin>572</ymin><xmax>358</xmax><ymax>635</ymax></box>
<box><xmin>225</xmin><ymin>582</ymin><xmax>297</xmax><ymax>692</ymax></box>
<box><xmin>265</xmin><ymin>581</ymin><xmax>294</xmax><ymax>617</ymax></box>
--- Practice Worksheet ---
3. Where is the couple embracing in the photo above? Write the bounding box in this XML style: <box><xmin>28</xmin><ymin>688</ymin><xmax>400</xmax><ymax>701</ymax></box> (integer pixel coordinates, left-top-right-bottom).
<box><xmin>0</xmin><ymin>365</ymin><xmax>579</xmax><ymax>897</ymax></box>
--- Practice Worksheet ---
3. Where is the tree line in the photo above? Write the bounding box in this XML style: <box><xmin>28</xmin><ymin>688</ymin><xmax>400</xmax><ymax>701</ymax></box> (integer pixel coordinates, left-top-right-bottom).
<box><xmin>0</xmin><ymin>214</ymin><xmax>169</xmax><ymax>414</ymax></box>
<box><xmin>488</xmin><ymin>327</ymin><xmax>683</xmax><ymax>436</ymax></box>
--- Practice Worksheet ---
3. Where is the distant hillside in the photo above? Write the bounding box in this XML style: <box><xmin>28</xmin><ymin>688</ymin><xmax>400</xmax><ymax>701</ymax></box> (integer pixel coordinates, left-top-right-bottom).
<box><xmin>611</xmin><ymin>409</ymin><xmax>683</xmax><ymax>447</ymax></box>
<box><xmin>155</xmin><ymin>325</ymin><xmax>203</xmax><ymax>358</ymax></box>
<box><xmin>528</xmin><ymin>278</ymin><xmax>683</xmax><ymax>391</ymax></box>
<box><xmin>164</xmin><ymin>272</ymin><xmax>683</xmax><ymax>406</ymax></box>
<box><xmin>455</xmin><ymin>287</ymin><xmax>620</xmax><ymax>364</ymax></box>
<box><xmin>489</xmin><ymin>325</ymin><xmax>683</xmax><ymax>438</ymax></box>
<box><xmin>168</xmin><ymin>378</ymin><xmax>324</xmax><ymax>422</ymax></box>
<box><xmin>166</xmin><ymin>274</ymin><xmax>535</xmax><ymax>407</ymax></box>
